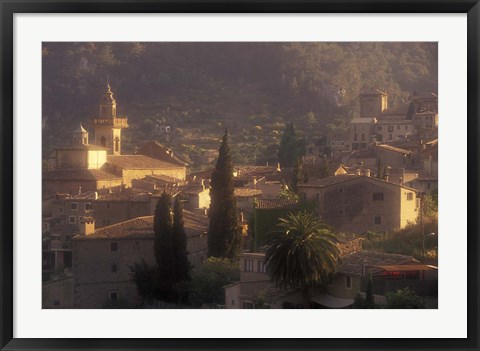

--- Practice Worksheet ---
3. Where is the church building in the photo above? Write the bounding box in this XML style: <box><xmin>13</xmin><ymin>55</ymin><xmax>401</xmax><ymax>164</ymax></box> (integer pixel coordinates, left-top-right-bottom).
<box><xmin>43</xmin><ymin>83</ymin><xmax>187</xmax><ymax>196</ymax></box>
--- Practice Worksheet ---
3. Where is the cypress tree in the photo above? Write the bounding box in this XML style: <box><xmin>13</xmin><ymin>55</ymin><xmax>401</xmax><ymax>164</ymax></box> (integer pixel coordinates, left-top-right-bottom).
<box><xmin>208</xmin><ymin>129</ymin><xmax>240</xmax><ymax>258</ymax></box>
<box><xmin>290</xmin><ymin>157</ymin><xmax>302</xmax><ymax>193</ymax></box>
<box><xmin>172</xmin><ymin>197</ymin><xmax>190</xmax><ymax>282</ymax></box>
<box><xmin>277</xmin><ymin>122</ymin><xmax>306</xmax><ymax>168</ymax></box>
<box><xmin>319</xmin><ymin>154</ymin><xmax>330</xmax><ymax>179</ymax></box>
<box><xmin>153</xmin><ymin>192</ymin><xmax>176</xmax><ymax>300</ymax></box>
<box><xmin>365</xmin><ymin>273</ymin><xmax>375</xmax><ymax>308</ymax></box>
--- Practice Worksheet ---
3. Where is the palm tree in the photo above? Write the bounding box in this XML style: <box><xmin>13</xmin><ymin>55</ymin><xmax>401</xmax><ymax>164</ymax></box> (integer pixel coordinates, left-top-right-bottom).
<box><xmin>265</xmin><ymin>211</ymin><xmax>341</xmax><ymax>308</ymax></box>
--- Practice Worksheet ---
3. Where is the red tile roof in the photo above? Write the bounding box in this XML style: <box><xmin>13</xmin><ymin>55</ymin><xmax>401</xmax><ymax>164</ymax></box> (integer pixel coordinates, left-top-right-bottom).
<box><xmin>43</xmin><ymin>169</ymin><xmax>121</xmax><ymax>181</ymax></box>
<box><xmin>106</xmin><ymin>155</ymin><xmax>184</xmax><ymax>170</ymax></box>
<box><xmin>75</xmin><ymin>210</ymin><xmax>208</xmax><ymax>240</ymax></box>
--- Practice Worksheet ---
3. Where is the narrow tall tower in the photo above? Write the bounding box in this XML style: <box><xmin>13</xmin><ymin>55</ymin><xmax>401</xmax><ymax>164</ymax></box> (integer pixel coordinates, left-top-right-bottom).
<box><xmin>92</xmin><ymin>81</ymin><xmax>128</xmax><ymax>155</ymax></box>
<box><xmin>359</xmin><ymin>88</ymin><xmax>388</xmax><ymax>118</ymax></box>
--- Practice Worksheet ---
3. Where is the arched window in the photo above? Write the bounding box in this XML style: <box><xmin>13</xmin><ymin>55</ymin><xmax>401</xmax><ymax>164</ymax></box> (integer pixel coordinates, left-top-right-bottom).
<box><xmin>114</xmin><ymin>137</ymin><xmax>120</xmax><ymax>152</ymax></box>
<box><xmin>100</xmin><ymin>136</ymin><xmax>107</xmax><ymax>147</ymax></box>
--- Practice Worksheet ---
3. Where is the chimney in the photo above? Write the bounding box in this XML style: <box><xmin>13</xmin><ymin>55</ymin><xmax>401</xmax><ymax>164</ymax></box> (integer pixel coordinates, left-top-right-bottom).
<box><xmin>94</xmin><ymin>191</ymin><xmax>99</xmax><ymax>200</ymax></box>
<box><xmin>201</xmin><ymin>179</ymin><xmax>205</xmax><ymax>191</ymax></box>
<box><xmin>78</xmin><ymin>186</ymin><xmax>82</xmax><ymax>195</ymax></box>
<box><xmin>276</xmin><ymin>163</ymin><xmax>281</xmax><ymax>172</ymax></box>
<box><xmin>365</xmin><ymin>169</ymin><xmax>371</xmax><ymax>177</ymax></box>
<box><xmin>79</xmin><ymin>216</ymin><xmax>95</xmax><ymax>236</ymax></box>
<box><xmin>355</xmin><ymin>169</ymin><xmax>361</xmax><ymax>175</ymax></box>
<box><xmin>399</xmin><ymin>176</ymin><xmax>403</xmax><ymax>185</ymax></box>
<box><xmin>384</xmin><ymin>175</ymin><xmax>389</xmax><ymax>182</ymax></box>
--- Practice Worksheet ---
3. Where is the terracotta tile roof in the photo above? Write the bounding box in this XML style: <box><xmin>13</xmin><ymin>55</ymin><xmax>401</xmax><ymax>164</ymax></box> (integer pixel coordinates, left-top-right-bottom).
<box><xmin>300</xmin><ymin>174</ymin><xmax>360</xmax><ymax>187</ymax></box>
<box><xmin>136</xmin><ymin>141</ymin><xmax>189</xmax><ymax>166</ymax></box>
<box><xmin>299</xmin><ymin>174</ymin><xmax>418</xmax><ymax>192</ymax></box>
<box><xmin>376</xmin><ymin>144</ymin><xmax>412</xmax><ymax>154</ymax></box>
<box><xmin>339</xmin><ymin>250</ymin><xmax>418</xmax><ymax>276</ymax></box>
<box><xmin>234</xmin><ymin>188</ymin><xmax>263</xmax><ymax>198</ymax></box>
<box><xmin>255</xmin><ymin>198</ymin><xmax>298</xmax><ymax>210</ymax></box>
<box><xmin>351</xmin><ymin>117</ymin><xmax>376</xmax><ymax>124</ymax></box>
<box><xmin>56</xmin><ymin>144</ymin><xmax>109</xmax><ymax>151</ymax></box>
<box><xmin>43</xmin><ymin>169</ymin><xmax>121</xmax><ymax>181</ymax></box>
<box><xmin>106</xmin><ymin>155</ymin><xmax>184</xmax><ymax>170</ymax></box>
<box><xmin>76</xmin><ymin>210</ymin><xmax>208</xmax><ymax>240</ymax></box>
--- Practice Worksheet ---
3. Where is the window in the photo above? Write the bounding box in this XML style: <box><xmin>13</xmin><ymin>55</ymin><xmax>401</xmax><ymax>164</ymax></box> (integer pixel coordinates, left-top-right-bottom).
<box><xmin>69</xmin><ymin>216</ymin><xmax>76</xmax><ymax>224</ymax></box>
<box><xmin>111</xmin><ymin>264</ymin><xmax>117</xmax><ymax>273</ymax></box>
<box><xmin>374</xmin><ymin>216</ymin><xmax>382</xmax><ymax>225</ymax></box>
<box><xmin>331</xmin><ymin>141</ymin><xmax>335</xmax><ymax>147</ymax></box>
<box><xmin>70</xmin><ymin>202</ymin><xmax>78</xmax><ymax>210</ymax></box>
<box><xmin>354</xmin><ymin>133</ymin><xmax>358</xmax><ymax>141</ymax></box>
<box><xmin>111</xmin><ymin>242</ymin><xmax>118</xmax><ymax>252</ymax></box>
<box><xmin>243</xmin><ymin>301</ymin><xmax>255</xmax><ymax>309</ymax></box>
<box><xmin>345</xmin><ymin>275</ymin><xmax>352</xmax><ymax>289</ymax></box>
<box><xmin>377</xmin><ymin>125</ymin><xmax>382</xmax><ymax>131</ymax></box>
<box><xmin>244</xmin><ymin>259</ymin><xmax>254</xmax><ymax>272</ymax></box>
<box><xmin>361</xmin><ymin>133</ymin><xmax>365</xmax><ymax>141</ymax></box>
<box><xmin>427</xmin><ymin>182</ymin><xmax>431</xmax><ymax>189</ymax></box>
<box><xmin>389</xmin><ymin>134</ymin><xmax>393</xmax><ymax>140</ymax></box>
<box><xmin>388</xmin><ymin>126</ymin><xmax>394</xmax><ymax>132</ymax></box>
<box><xmin>397</xmin><ymin>125</ymin><xmax>400</xmax><ymax>130</ymax></box>
<box><xmin>106</xmin><ymin>203</ymin><xmax>110</xmax><ymax>209</ymax></box>
<box><xmin>258</xmin><ymin>260</ymin><xmax>266</xmax><ymax>273</ymax></box>
<box><xmin>407</xmin><ymin>193</ymin><xmax>414</xmax><ymax>201</ymax></box>
<box><xmin>53</xmin><ymin>300</ymin><xmax>60</xmax><ymax>306</ymax></box>
<box><xmin>339</xmin><ymin>188</ymin><xmax>343</xmax><ymax>193</ymax></box>
<box><xmin>59</xmin><ymin>207</ymin><xmax>64</xmax><ymax>213</ymax></box>
<box><xmin>372</xmin><ymin>192</ymin><xmax>384</xmax><ymax>201</ymax></box>
<box><xmin>84</xmin><ymin>202</ymin><xmax>92</xmax><ymax>210</ymax></box>
<box><xmin>405</xmin><ymin>125</ymin><xmax>408</xmax><ymax>130</ymax></box>
<box><xmin>340</xmin><ymin>141</ymin><xmax>345</xmax><ymax>146</ymax></box>
<box><xmin>110</xmin><ymin>292</ymin><xmax>118</xmax><ymax>301</ymax></box>
<box><xmin>232</xmin><ymin>299</ymin><xmax>235</xmax><ymax>306</ymax></box>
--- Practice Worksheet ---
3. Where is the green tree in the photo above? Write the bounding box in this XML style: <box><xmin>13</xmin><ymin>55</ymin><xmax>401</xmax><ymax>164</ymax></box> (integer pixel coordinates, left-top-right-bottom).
<box><xmin>364</xmin><ymin>273</ymin><xmax>375</xmax><ymax>308</ymax></box>
<box><xmin>290</xmin><ymin>157</ymin><xmax>303</xmax><ymax>193</ymax></box>
<box><xmin>153</xmin><ymin>192</ymin><xmax>176</xmax><ymax>300</ymax></box>
<box><xmin>277</xmin><ymin>122</ymin><xmax>306</xmax><ymax>168</ymax></box>
<box><xmin>386</xmin><ymin>288</ymin><xmax>426</xmax><ymax>309</ymax></box>
<box><xmin>319</xmin><ymin>154</ymin><xmax>330</xmax><ymax>179</ymax></box>
<box><xmin>173</xmin><ymin>197</ymin><xmax>191</xmax><ymax>283</ymax></box>
<box><xmin>187</xmin><ymin>257</ymin><xmax>240</xmax><ymax>306</ymax></box>
<box><xmin>130</xmin><ymin>259</ymin><xmax>156</xmax><ymax>303</ymax></box>
<box><xmin>265</xmin><ymin>211</ymin><xmax>341</xmax><ymax>308</ymax></box>
<box><xmin>208</xmin><ymin>129</ymin><xmax>241</xmax><ymax>258</ymax></box>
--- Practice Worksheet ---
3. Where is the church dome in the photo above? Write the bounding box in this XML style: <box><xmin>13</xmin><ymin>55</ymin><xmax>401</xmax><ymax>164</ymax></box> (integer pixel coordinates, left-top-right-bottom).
<box><xmin>72</xmin><ymin>123</ymin><xmax>88</xmax><ymax>134</ymax></box>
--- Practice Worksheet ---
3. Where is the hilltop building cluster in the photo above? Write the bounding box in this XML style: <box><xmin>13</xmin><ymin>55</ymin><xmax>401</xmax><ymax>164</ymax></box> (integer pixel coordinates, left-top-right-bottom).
<box><xmin>42</xmin><ymin>84</ymin><xmax>438</xmax><ymax>309</ymax></box>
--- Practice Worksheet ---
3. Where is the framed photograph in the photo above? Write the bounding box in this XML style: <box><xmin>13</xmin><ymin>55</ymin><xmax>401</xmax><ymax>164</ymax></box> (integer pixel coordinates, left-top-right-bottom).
<box><xmin>1</xmin><ymin>1</ymin><xmax>479</xmax><ymax>350</ymax></box>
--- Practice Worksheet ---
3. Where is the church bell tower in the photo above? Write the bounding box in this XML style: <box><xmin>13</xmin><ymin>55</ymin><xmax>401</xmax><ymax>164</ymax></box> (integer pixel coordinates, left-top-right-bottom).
<box><xmin>92</xmin><ymin>80</ymin><xmax>128</xmax><ymax>155</ymax></box>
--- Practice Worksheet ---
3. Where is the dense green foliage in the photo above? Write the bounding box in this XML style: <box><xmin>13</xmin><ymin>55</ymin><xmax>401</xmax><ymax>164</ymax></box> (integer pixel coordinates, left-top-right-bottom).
<box><xmin>362</xmin><ymin>219</ymin><xmax>438</xmax><ymax>263</ymax></box>
<box><xmin>265</xmin><ymin>211</ymin><xmax>341</xmax><ymax>308</ymax></box>
<box><xmin>208</xmin><ymin>130</ymin><xmax>241</xmax><ymax>258</ymax></box>
<box><xmin>187</xmin><ymin>258</ymin><xmax>240</xmax><ymax>307</ymax></box>
<box><xmin>385</xmin><ymin>288</ymin><xmax>426</xmax><ymax>309</ymax></box>
<box><xmin>277</xmin><ymin>123</ymin><xmax>306</xmax><ymax>168</ymax></box>
<box><xmin>130</xmin><ymin>259</ymin><xmax>156</xmax><ymax>303</ymax></box>
<box><xmin>152</xmin><ymin>192</ymin><xmax>190</xmax><ymax>302</ymax></box>
<box><xmin>153</xmin><ymin>192</ymin><xmax>176</xmax><ymax>300</ymax></box>
<box><xmin>42</xmin><ymin>42</ymin><xmax>437</xmax><ymax>167</ymax></box>
<box><xmin>172</xmin><ymin>197</ymin><xmax>191</xmax><ymax>283</ymax></box>
<box><xmin>353</xmin><ymin>274</ymin><xmax>376</xmax><ymax>309</ymax></box>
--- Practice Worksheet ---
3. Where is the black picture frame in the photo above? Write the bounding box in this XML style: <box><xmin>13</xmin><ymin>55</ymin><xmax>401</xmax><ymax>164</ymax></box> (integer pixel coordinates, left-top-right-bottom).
<box><xmin>1</xmin><ymin>1</ymin><xmax>479</xmax><ymax>350</ymax></box>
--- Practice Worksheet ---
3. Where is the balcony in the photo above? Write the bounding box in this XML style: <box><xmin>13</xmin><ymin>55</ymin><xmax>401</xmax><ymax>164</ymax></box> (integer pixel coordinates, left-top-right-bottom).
<box><xmin>92</xmin><ymin>117</ymin><xmax>128</xmax><ymax>128</ymax></box>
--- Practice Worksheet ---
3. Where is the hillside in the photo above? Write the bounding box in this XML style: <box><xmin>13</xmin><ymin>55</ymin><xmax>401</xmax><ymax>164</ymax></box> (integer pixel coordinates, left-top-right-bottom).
<box><xmin>42</xmin><ymin>42</ymin><xmax>438</xmax><ymax>169</ymax></box>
